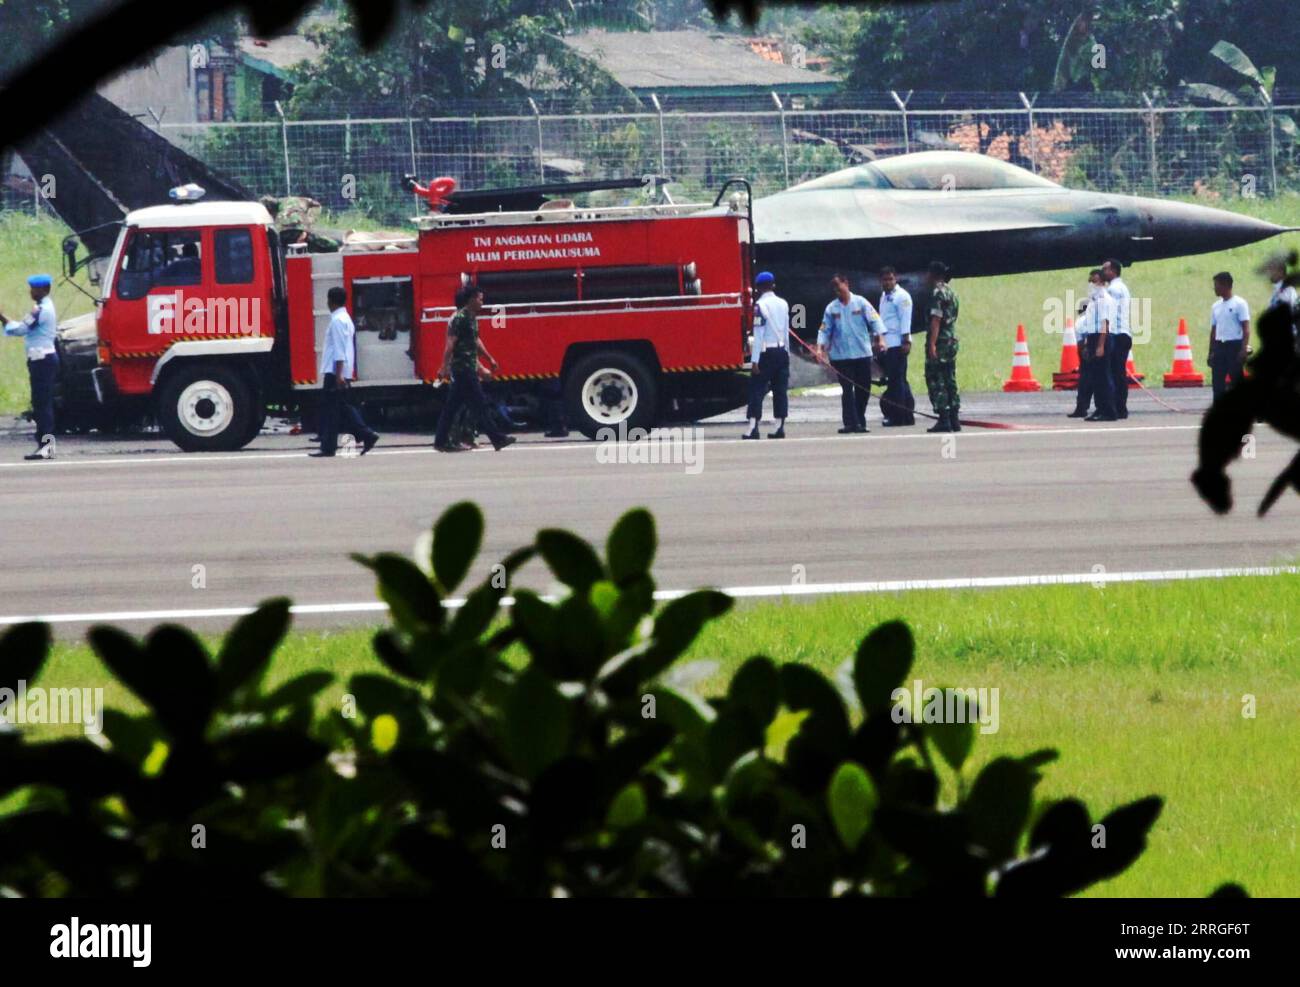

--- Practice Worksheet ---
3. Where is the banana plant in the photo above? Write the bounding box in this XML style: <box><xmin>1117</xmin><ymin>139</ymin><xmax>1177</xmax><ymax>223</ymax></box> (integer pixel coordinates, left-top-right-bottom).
<box><xmin>1186</xmin><ymin>40</ymin><xmax>1297</xmax><ymax>138</ymax></box>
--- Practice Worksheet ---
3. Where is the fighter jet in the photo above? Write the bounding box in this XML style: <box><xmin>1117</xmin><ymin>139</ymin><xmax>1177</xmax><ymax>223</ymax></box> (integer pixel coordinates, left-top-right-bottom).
<box><xmin>752</xmin><ymin>150</ymin><xmax>1293</xmax><ymax>322</ymax></box>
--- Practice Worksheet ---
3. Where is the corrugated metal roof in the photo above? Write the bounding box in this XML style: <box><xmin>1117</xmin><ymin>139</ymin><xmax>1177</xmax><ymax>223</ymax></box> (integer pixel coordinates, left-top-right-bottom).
<box><xmin>561</xmin><ymin>30</ymin><xmax>839</xmax><ymax>91</ymax></box>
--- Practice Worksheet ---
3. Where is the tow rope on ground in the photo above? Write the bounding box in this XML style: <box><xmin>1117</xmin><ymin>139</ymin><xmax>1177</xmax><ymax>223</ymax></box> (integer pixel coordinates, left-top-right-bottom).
<box><xmin>1128</xmin><ymin>371</ymin><xmax>1201</xmax><ymax>414</ymax></box>
<box><xmin>786</xmin><ymin>333</ymin><xmax>1048</xmax><ymax>431</ymax></box>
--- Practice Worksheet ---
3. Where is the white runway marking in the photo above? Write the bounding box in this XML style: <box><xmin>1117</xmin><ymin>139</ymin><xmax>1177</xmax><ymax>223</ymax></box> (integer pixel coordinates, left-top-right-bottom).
<box><xmin>3</xmin><ymin>565</ymin><xmax>1292</xmax><ymax>626</ymax></box>
<box><xmin>0</xmin><ymin>422</ymin><xmax>1203</xmax><ymax>470</ymax></box>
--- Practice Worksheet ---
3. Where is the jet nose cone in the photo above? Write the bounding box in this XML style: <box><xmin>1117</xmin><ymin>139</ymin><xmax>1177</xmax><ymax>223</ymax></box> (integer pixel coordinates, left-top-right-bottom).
<box><xmin>1132</xmin><ymin>197</ymin><xmax>1294</xmax><ymax>259</ymax></box>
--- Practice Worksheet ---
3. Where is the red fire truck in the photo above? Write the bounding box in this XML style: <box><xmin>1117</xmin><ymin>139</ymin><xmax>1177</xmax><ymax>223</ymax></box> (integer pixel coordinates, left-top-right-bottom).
<box><xmin>62</xmin><ymin>180</ymin><xmax>755</xmax><ymax>451</ymax></box>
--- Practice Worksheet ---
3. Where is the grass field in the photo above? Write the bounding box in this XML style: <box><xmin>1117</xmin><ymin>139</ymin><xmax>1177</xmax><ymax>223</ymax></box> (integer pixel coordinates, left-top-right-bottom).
<box><xmin>3</xmin><ymin>195</ymin><xmax>1298</xmax><ymax>416</ymax></box>
<box><xmin>23</xmin><ymin>573</ymin><xmax>1300</xmax><ymax>898</ymax></box>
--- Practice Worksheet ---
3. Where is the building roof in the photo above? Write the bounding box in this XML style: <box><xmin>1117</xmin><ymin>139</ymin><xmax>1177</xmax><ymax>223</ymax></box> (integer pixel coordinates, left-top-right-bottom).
<box><xmin>561</xmin><ymin>30</ymin><xmax>839</xmax><ymax>94</ymax></box>
<box><xmin>238</xmin><ymin>35</ymin><xmax>322</xmax><ymax>79</ymax></box>
<box><xmin>127</xmin><ymin>201</ymin><xmax>272</xmax><ymax>229</ymax></box>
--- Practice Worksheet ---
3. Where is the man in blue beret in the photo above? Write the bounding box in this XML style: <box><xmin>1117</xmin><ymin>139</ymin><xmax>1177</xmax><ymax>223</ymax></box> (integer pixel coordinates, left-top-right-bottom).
<box><xmin>2</xmin><ymin>274</ymin><xmax>60</xmax><ymax>460</ymax></box>
<box><xmin>744</xmin><ymin>270</ymin><xmax>791</xmax><ymax>439</ymax></box>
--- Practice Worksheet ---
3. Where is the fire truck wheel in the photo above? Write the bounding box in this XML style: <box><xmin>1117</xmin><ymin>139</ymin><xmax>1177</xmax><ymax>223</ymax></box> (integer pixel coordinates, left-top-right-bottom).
<box><xmin>565</xmin><ymin>351</ymin><xmax>657</xmax><ymax>437</ymax></box>
<box><xmin>156</xmin><ymin>363</ymin><xmax>258</xmax><ymax>452</ymax></box>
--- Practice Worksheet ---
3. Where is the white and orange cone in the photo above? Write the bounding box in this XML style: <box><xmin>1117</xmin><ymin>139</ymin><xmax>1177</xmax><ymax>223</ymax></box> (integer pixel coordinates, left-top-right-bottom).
<box><xmin>1163</xmin><ymin>318</ymin><xmax>1204</xmax><ymax>387</ymax></box>
<box><xmin>1003</xmin><ymin>323</ymin><xmax>1042</xmax><ymax>392</ymax></box>
<box><xmin>1052</xmin><ymin>318</ymin><xmax>1080</xmax><ymax>391</ymax></box>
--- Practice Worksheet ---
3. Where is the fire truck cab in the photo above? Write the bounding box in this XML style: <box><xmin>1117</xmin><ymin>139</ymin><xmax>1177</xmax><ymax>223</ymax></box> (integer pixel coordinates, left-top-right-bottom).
<box><xmin>85</xmin><ymin>182</ymin><xmax>754</xmax><ymax>451</ymax></box>
<box><xmin>90</xmin><ymin>196</ymin><xmax>282</xmax><ymax>450</ymax></box>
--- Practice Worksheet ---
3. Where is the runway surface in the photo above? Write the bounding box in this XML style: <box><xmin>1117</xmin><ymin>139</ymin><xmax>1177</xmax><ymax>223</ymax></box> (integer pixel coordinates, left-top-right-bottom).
<box><xmin>2</xmin><ymin>391</ymin><xmax>1298</xmax><ymax>635</ymax></box>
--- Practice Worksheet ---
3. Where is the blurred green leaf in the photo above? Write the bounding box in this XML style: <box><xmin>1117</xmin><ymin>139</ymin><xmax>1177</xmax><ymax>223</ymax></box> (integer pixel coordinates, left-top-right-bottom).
<box><xmin>606</xmin><ymin>509</ymin><xmax>655</xmax><ymax>584</ymax></box>
<box><xmin>536</xmin><ymin>529</ymin><xmax>604</xmax><ymax>592</ymax></box>
<box><xmin>637</xmin><ymin>590</ymin><xmax>732</xmax><ymax>680</ymax></box>
<box><xmin>89</xmin><ymin>624</ymin><xmax>216</xmax><ymax>741</ymax></box>
<box><xmin>0</xmin><ymin>622</ymin><xmax>49</xmax><ymax>694</ymax></box>
<box><xmin>827</xmin><ymin>762</ymin><xmax>878</xmax><ymax>850</ymax></box>
<box><xmin>371</xmin><ymin>714</ymin><xmax>399</xmax><ymax>754</ymax></box>
<box><xmin>764</xmin><ymin>707</ymin><xmax>810</xmax><ymax>761</ymax></box>
<box><xmin>605</xmin><ymin>782</ymin><xmax>647</xmax><ymax>829</ymax></box>
<box><xmin>504</xmin><ymin>668</ymin><xmax>572</xmax><ymax>779</ymax></box>
<box><xmin>854</xmin><ymin>620</ymin><xmax>914</xmax><ymax>711</ymax></box>
<box><xmin>446</xmin><ymin>581</ymin><xmax>504</xmax><ymax>644</ymax></box>
<box><xmin>432</xmin><ymin>501</ymin><xmax>483</xmax><ymax>594</ymax></box>
<box><xmin>215</xmin><ymin>598</ymin><xmax>291</xmax><ymax>701</ymax></box>
<box><xmin>256</xmin><ymin>671</ymin><xmax>333</xmax><ymax>712</ymax></box>
<box><xmin>927</xmin><ymin>718</ymin><xmax>976</xmax><ymax>772</ymax></box>
<box><xmin>728</xmin><ymin>656</ymin><xmax>780</xmax><ymax>727</ymax></box>
<box><xmin>966</xmin><ymin>757</ymin><xmax>1037</xmax><ymax>860</ymax></box>
<box><xmin>354</xmin><ymin>552</ymin><xmax>442</xmax><ymax>631</ymax></box>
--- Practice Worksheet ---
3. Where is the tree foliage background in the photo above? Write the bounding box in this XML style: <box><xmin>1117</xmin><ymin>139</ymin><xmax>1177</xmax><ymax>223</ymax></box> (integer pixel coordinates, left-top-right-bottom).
<box><xmin>800</xmin><ymin>0</ymin><xmax>1299</xmax><ymax>96</ymax></box>
<box><xmin>6</xmin><ymin>1</ymin><xmax>1300</xmax><ymax>108</ymax></box>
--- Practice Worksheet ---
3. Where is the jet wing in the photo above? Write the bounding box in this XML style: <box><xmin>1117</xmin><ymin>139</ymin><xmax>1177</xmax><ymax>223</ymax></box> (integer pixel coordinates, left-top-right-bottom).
<box><xmin>753</xmin><ymin>189</ymin><xmax>1071</xmax><ymax>243</ymax></box>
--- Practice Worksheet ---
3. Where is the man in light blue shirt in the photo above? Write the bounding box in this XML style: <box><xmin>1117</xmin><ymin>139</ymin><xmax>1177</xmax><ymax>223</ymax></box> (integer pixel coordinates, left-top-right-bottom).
<box><xmin>2</xmin><ymin>274</ymin><xmax>60</xmax><ymax>460</ymax></box>
<box><xmin>313</xmin><ymin>286</ymin><xmax>378</xmax><ymax>457</ymax></box>
<box><xmin>817</xmin><ymin>273</ymin><xmax>885</xmax><ymax>433</ymax></box>
<box><xmin>1208</xmin><ymin>271</ymin><xmax>1251</xmax><ymax>402</ymax></box>
<box><xmin>877</xmin><ymin>266</ymin><xmax>915</xmax><ymax>426</ymax></box>
<box><xmin>1102</xmin><ymin>258</ymin><xmax>1133</xmax><ymax>418</ymax></box>
<box><xmin>744</xmin><ymin>271</ymin><xmax>791</xmax><ymax>440</ymax></box>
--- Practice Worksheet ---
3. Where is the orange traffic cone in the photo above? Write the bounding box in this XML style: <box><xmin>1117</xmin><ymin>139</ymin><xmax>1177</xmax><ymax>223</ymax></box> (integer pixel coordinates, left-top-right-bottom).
<box><xmin>1052</xmin><ymin>318</ymin><xmax>1080</xmax><ymax>390</ymax></box>
<box><xmin>1003</xmin><ymin>323</ymin><xmax>1042</xmax><ymax>392</ymax></box>
<box><xmin>1163</xmin><ymin>318</ymin><xmax>1204</xmax><ymax>387</ymax></box>
<box><xmin>1124</xmin><ymin>351</ymin><xmax>1144</xmax><ymax>389</ymax></box>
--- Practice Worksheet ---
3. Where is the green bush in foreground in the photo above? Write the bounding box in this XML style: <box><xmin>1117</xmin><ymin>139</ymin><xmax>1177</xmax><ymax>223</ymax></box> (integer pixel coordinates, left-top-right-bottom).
<box><xmin>0</xmin><ymin>504</ymin><xmax>1245</xmax><ymax>897</ymax></box>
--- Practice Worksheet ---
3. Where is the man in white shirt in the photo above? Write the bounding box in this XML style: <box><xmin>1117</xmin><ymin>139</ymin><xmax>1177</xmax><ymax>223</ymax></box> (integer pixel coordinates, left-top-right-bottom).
<box><xmin>1263</xmin><ymin>256</ymin><xmax>1298</xmax><ymax>350</ymax></box>
<box><xmin>1102</xmin><ymin>258</ymin><xmax>1133</xmax><ymax>419</ymax></box>
<box><xmin>1070</xmin><ymin>269</ymin><xmax>1117</xmax><ymax>421</ymax></box>
<box><xmin>1</xmin><ymin>273</ymin><xmax>60</xmax><ymax>460</ymax></box>
<box><xmin>313</xmin><ymin>286</ymin><xmax>379</xmax><ymax>457</ymax></box>
<box><xmin>744</xmin><ymin>271</ymin><xmax>791</xmax><ymax>439</ymax></box>
<box><xmin>1208</xmin><ymin>271</ymin><xmax>1250</xmax><ymax>402</ymax></box>
<box><xmin>1268</xmin><ymin>272</ymin><xmax>1298</xmax><ymax>314</ymax></box>
<box><xmin>876</xmin><ymin>266</ymin><xmax>914</xmax><ymax>426</ymax></box>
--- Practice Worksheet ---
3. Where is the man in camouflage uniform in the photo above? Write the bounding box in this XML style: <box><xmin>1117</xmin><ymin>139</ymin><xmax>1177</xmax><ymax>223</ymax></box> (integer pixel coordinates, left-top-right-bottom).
<box><xmin>433</xmin><ymin>285</ymin><xmax>516</xmax><ymax>453</ymax></box>
<box><xmin>259</xmin><ymin>195</ymin><xmax>341</xmax><ymax>252</ymax></box>
<box><xmin>924</xmin><ymin>261</ymin><xmax>961</xmax><ymax>433</ymax></box>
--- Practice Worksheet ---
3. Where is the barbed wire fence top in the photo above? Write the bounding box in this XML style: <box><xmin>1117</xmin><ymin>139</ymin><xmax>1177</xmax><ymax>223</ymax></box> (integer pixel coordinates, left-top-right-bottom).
<box><xmin>4</xmin><ymin>91</ymin><xmax>1296</xmax><ymax>219</ymax></box>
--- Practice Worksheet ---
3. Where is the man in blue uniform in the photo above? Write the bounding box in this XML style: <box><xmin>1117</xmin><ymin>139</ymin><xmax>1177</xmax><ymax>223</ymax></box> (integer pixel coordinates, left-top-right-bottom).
<box><xmin>744</xmin><ymin>271</ymin><xmax>790</xmax><ymax>440</ymax></box>
<box><xmin>817</xmin><ymin>273</ymin><xmax>884</xmax><ymax>433</ymax></box>
<box><xmin>2</xmin><ymin>274</ymin><xmax>60</xmax><ymax>460</ymax></box>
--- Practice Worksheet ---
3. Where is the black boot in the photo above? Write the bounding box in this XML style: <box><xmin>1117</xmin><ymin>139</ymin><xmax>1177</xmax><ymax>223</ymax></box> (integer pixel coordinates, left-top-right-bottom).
<box><xmin>927</xmin><ymin>413</ymin><xmax>952</xmax><ymax>433</ymax></box>
<box><xmin>949</xmin><ymin>411</ymin><xmax>961</xmax><ymax>432</ymax></box>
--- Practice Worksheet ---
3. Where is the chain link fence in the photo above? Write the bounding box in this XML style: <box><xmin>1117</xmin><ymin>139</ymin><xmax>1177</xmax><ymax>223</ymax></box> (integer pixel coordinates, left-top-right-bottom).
<box><xmin>5</xmin><ymin>92</ymin><xmax>1297</xmax><ymax>220</ymax></box>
